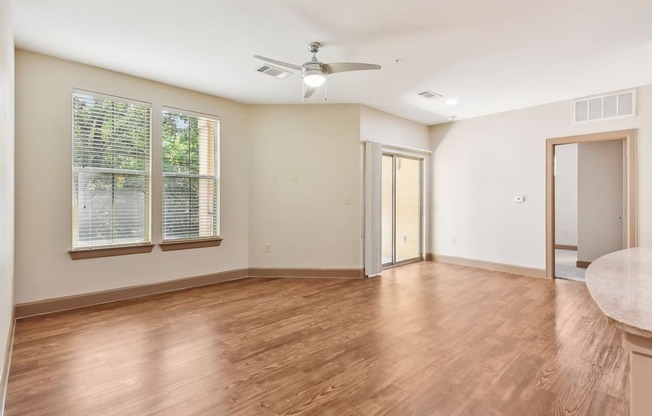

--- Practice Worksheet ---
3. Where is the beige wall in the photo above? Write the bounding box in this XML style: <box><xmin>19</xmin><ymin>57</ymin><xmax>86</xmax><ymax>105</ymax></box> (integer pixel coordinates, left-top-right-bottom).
<box><xmin>430</xmin><ymin>84</ymin><xmax>652</xmax><ymax>270</ymax></box>
<box><xmin>360</xmin><ymin>106</ymin><xmax>430</xmax><ymax>150</ymax></box>
<box><xmin>555</xmin><ymin>144</ymin><xmax>578</xmax><ymax>246</ymax></box>
<box><xmin>577</xmin><ymin>140</ymin><xmax>625</xmax><ymax>262</ymax></box>
<box><xmin>248</xmin><ymin>104</ymin><xmax>362</xmax><ymax>268</ymax></box>
<box><xmin>0</xmin><ymin>0</ymin><xmax>15</xmax><ymax>384</ymax></box>
<box><xmin>14</xmin><ymin>50</ymin><xmax>251</xmax><ymax>303</ymax></box>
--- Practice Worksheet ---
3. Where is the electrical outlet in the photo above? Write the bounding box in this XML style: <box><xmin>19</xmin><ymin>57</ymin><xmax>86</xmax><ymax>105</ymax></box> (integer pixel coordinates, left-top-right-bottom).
<box><xmin>264</xmin><ymin>243</ymin><xmax>271</xmax><ymax>253</ymax></box>
<box><xmin>451</xmin><ymin>236</ymin><xmax>456</xmax><ymax>244</ymax></box>
<box><xmin>291</xmin><ymin>173</ymin><xmax>298</xmax><ymax>182</ymax></box>
<box><xmin>271</xmin><ymin>172</ymin><xmax>277</xmax><ymax>182</ymax></box>
<box><xmin>344</xmin><ymin>195</ymin><xmax>352</xmax><ymax>205</ymax></box>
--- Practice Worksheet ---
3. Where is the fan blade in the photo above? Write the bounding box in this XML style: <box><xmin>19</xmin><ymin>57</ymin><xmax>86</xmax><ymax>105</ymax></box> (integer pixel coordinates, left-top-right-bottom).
<box><xmin>253</xmin><ymin>55</ymin><xmax>301</xmax><ymax>71</ymax></box>
<box><xmin>323</xmin><ymin>62</ymin><xmax>381</xmax><ymax>74</ymax></box>
<box><xmin>304</xmin><ymin>85</ymin><xmax>318</xmax><ymax>98</ymax></box>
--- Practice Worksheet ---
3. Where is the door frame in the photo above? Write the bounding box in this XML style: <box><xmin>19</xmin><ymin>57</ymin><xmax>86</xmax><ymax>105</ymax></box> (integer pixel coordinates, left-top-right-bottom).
<box><xmin>545</xmin><ymin>129</ymin><xmax>637</xmax><ymax>279</ymax></box>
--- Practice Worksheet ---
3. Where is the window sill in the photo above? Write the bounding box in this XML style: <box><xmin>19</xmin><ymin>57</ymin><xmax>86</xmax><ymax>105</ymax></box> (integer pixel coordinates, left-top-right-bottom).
<box><xmin>69</xmin><ymin>243</ymin><xmax>155</xmax><ymax>260</ymax></box>
<box><xmin>159</xmin><ymin>237</ymin><xmax>223</xmax><ymax>252</ymax></box>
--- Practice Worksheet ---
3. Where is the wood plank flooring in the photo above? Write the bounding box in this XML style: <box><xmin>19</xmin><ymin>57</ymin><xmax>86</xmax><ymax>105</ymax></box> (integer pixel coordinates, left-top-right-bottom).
<box><xmin>4</xmin><ymin>262</ymin><xmax>629</xmax><ymax>415</ymax></box>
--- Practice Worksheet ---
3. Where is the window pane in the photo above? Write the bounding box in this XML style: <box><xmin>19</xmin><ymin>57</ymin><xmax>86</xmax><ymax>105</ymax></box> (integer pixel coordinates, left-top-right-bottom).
<box><xmin>74</xmin><ymin>173</ymin><xmax>148</xmax><ymax>247</ymax></box>
<box><xmin>162</xmin><ymin>177</ymin><xmax>217</xmax><ymax>240</ymax></box>
<box><xmin>73</xmin><ymin>94</ymin><xmax>150</xmax><ymax>171</ymax></box>
<box><xmin>75</xmin><ymin>173</ymin><xmax>114</xmax><ymax>247</ymax></box>
<box><xmin>113</xmin><ymin>174</ymin><xmax>147</xmax><ymax>243</ymax></box>
<box><xmin>162</xmin><ymin>111</ymin><xmax>198</xmax><ymax>174</ymax></box>
<box><xmin>162</xmin><ymin>108</ymin><xmax>219</xmax><ymax>241</ymax></box>
<box><xmin>72</xmin><ymin>91</ymin><xmax>151</xmax><ymax>249</ymax></box>
<box><xmin>163</xmin><ymin>177</ymin><xmax>195</xmax><ymax>239</ymax></box>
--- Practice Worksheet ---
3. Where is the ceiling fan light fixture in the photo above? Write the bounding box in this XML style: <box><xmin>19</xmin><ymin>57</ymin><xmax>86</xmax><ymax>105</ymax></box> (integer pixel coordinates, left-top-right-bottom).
<box><xmin>303</xmin><ymin>69</ymin><xmax>326</xmax><ymax>87</ymax></box>
<box><xmin>254</xmin><ymin>42</ymin><xmax>380</xmax><ymax>98</ymax></box>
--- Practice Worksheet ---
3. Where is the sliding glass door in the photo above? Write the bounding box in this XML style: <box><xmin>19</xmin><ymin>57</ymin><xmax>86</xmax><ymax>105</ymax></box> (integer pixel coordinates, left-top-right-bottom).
<box><xmin>381</xmin><ymin>154</ymin><xmax>423</xmax><ymax>266</ymax></box>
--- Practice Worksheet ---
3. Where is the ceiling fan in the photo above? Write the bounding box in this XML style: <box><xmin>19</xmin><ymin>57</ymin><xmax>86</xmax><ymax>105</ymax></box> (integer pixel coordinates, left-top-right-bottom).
<box><xmin>254</xmin><ymin>42</ymin><xmax>381</xmax><ymax>99</ymax></box>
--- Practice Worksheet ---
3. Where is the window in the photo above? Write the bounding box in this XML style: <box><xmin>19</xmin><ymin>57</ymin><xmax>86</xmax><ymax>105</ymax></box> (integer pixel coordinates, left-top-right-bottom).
<box><xmin>72</xmin><ymin>91</ymin><xmax>151</xmax><ymax>249</ymax></box>
<box><xmin>162</xmin><ymin>108</ymin><xmax>219</xmax><ymax>241</ymax></box>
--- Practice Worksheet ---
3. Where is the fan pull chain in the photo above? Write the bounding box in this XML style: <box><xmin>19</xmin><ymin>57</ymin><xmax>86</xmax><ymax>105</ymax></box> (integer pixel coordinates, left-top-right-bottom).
<box><xmin>324</xmin><ymin>79</ymin><xmax>328</xmax><ymax>101</ymax></box>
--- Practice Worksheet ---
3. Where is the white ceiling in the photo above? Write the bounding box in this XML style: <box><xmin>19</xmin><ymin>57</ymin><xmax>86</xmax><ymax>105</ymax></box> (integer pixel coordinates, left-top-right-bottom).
<box><xmin>12</xmin><ymin>0</ymin><xmax>652</xmax><ymax>125</ymax></box>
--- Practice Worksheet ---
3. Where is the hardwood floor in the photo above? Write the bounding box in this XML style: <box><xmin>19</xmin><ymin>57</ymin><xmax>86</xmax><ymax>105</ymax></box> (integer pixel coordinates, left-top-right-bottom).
<box><xmin>5</xmin><ymin>262</ymin><xmax>629</xmax><ymax>415</ymax></box>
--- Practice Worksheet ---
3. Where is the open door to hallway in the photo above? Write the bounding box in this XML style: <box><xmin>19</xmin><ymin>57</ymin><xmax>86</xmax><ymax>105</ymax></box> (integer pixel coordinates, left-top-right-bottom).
<box><xmin>546</xmin><ymin>129</ymin><xmax>637</xmax><ymax>280</ymax></box>
<box><xmin>554</xmin><ymin>140</ymin><xmax>626</xmax><ymax>281</ymax></box>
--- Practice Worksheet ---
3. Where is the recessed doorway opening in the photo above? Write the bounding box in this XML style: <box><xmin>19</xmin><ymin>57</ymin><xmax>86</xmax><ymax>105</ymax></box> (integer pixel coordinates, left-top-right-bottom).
<box><xmin>546</xmin><ymin>129</ymin><xmax>637</xmax><ymax>280</ymax></box>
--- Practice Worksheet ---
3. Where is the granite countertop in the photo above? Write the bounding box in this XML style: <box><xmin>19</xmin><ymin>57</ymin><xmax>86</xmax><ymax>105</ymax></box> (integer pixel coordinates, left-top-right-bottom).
<box><xmin>586</xmin><ymin>247</ymin><xmax>652</xmax><ymax>338</ymax></box>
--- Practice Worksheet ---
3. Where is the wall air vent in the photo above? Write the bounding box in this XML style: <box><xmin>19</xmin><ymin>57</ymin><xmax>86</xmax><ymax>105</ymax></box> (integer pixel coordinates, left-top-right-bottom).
<box><xmin>256</xmin><ymin>64</ymin><xmax>293</xmax><ymax>79</ymax></box>
<box><xmin>574</xmin><ymin>89</ymin><xmax>636</xmax><ymax>123</ymax></box>
<box><xmin>417</xmin><ymin>90</ymin><xmax>443</xmax><ymax>100</ymax></box>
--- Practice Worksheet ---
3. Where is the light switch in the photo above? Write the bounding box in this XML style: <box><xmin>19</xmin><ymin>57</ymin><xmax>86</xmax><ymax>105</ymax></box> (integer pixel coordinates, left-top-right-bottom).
<box><xmin>271</xmin><ymin>172</ymin><xmax>277</xmax><ymax>182</ymax></box>
<box><xmin>291</xmin><ymin>173</ymin><xmax>298</xmax><ymax>182</ymax></box>
<box><xmin>264</xmin><ymin>243</ymin><xmax>271</xmax><ymax>253</ymax></box>
<box><xmin>344</xmin><ymin>195</ymin><xmax>352</xmax><ymax>205</ymax></box>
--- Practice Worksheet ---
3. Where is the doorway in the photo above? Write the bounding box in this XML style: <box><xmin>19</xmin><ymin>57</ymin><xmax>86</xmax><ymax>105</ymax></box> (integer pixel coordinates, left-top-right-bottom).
<box><xmin>381</xmin><ymin>153</ymin><xmax>423</xmax><ymax>267</ymax></box>
<box><xmin>545</xmin><ymin>129</ymin><xmax>637</xmax><ymax>280</ymax></box>
<box><xmin>554</xmin><ymin>141</ymin><xmax>627</xmax><ymax>281</ymax></box>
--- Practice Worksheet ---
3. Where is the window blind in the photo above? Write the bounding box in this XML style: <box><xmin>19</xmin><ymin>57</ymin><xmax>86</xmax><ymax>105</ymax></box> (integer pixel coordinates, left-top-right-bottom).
<box><xmin>72</xmin><ymin>91</ymin><xmax>151</xmax><ymax>248</ymax></box>
<box><xmin>162</xmin><ymin>108</ymin><xmax>219</xmax><ymax>241</ymax></box>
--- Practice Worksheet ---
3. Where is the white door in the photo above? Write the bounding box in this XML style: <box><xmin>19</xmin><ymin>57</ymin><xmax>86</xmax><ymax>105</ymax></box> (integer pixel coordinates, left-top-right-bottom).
<box><xmin>577</xmin><ymin>140</ymin><xmax>625</xmax><ymax>263</ymax></box>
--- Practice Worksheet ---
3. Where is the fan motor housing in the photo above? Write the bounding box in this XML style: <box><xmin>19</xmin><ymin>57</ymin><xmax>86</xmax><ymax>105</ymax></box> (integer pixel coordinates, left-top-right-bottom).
<box><xmin>303</xmin><ymin>62</ymin><xmax>324</xmax><ymax>76</ymax></box>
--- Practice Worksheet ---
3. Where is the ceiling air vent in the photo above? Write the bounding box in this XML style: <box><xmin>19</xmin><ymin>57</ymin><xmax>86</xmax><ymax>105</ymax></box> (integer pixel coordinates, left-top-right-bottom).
<box><xmin>256</xmin><ymin>64</ymin><xmax>293</xmax><ymax>79</ymax></box>
<box><xmin>574</xmin><ymin>89</ymin><xmax>636</xmax><ymax>123</ymax></box>
<box><xmin>418</xmin><ymin>90</ymin><xmax>443</xmax><ymax>100</ymax></box>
